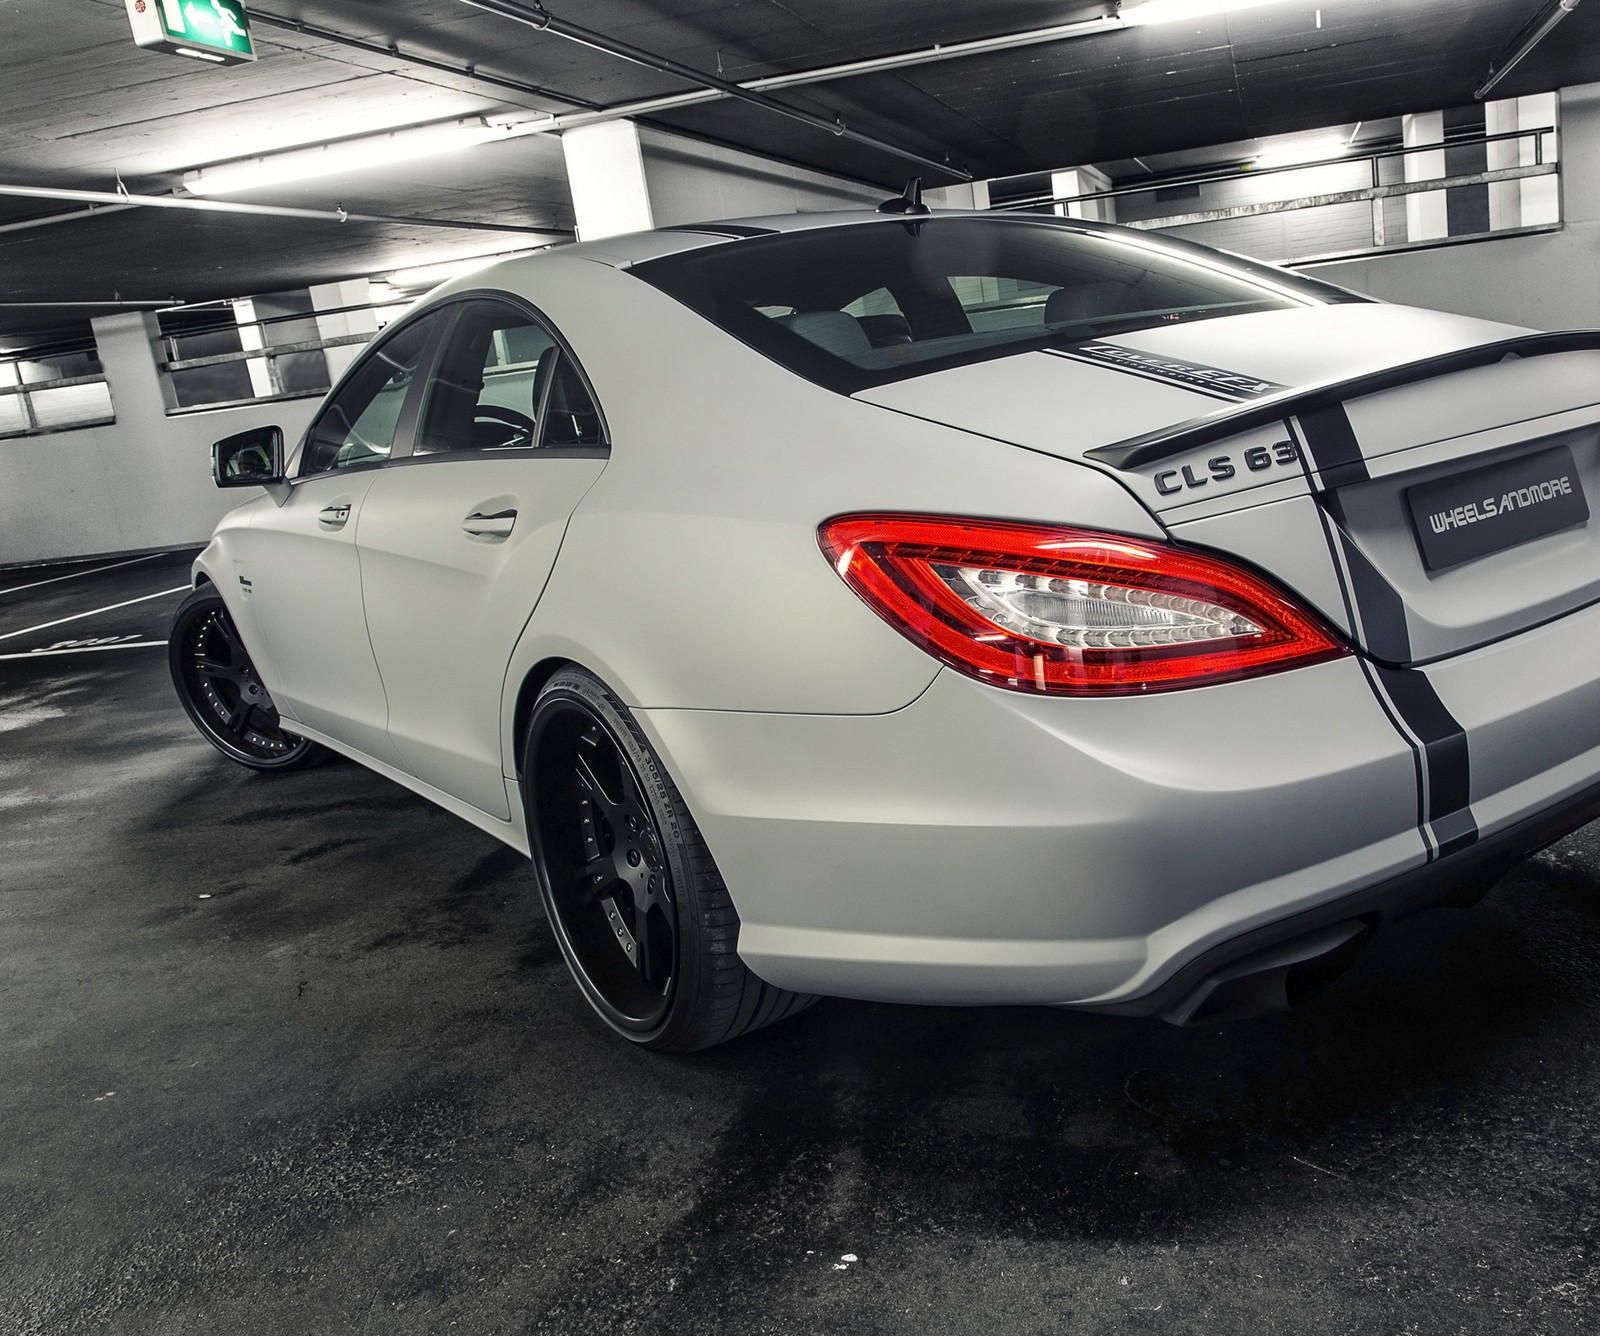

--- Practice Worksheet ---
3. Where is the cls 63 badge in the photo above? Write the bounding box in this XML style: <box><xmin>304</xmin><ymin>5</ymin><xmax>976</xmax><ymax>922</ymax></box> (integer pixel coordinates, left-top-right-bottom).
<box><xmin>1153</xmin><ymin>439</ymin><xmax>1301</xmax><ymax>496</ymax></box>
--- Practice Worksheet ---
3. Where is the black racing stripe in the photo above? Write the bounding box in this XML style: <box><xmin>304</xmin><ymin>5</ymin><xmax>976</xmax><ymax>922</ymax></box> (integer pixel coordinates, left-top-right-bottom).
<box><xmin>1334</xmin><ymin>529</ymin><xmax>1413</xmax><ymax>663</ymax></box>
<box><xmin>1297</xmin><ymin>404</ymin><xmax>1370</xmax><ymax>489</ymax></box>
<box><xmin>1374</xmin><ymin>665</ymin><xmax>1478</xmax><ymax>857</ymax></box>
<box><xmin>1301</xmin><ymin>407</ymin><xmax>1414</xmax><ymax>664</ymax></box>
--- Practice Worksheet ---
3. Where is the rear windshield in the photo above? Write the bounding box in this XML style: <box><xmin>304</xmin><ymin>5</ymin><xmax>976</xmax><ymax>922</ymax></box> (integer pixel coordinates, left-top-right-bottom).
<box><xmin>631</xmin><ymin>217</ymin><xmax>1365</xmax><ymax>393</ymax></box>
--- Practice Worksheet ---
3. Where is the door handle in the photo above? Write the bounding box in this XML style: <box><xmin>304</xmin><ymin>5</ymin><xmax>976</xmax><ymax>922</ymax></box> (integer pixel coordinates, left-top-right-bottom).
<box><xmin>462</xmin><ymin>508</ymin><xmax>517</xmax><ymax>539</ymax></box>
<box><xmin>318</xmin><ymin>503</ymin><xmax>352</xmax><ymax>529</ymax></box>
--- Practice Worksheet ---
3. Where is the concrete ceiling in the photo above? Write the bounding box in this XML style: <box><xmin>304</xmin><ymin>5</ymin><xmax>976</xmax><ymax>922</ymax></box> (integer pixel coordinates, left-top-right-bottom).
<box><xmin>2</xmin><ymin>0</ymin><xmax>1596</xmax><ymax>344</ymax></box>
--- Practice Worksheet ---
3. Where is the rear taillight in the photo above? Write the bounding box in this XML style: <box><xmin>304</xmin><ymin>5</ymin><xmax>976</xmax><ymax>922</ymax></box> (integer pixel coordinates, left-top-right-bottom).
<box><xmin>819</xmin><ymin>514</ymin><xmax>1347</xmax><ymax>695</ymax></box>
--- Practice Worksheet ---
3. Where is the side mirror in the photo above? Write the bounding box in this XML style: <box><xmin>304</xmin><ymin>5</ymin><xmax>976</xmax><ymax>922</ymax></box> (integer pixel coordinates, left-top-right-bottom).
<box><xmin>213</xmin><ymin>425</ymin><xmax>285</xmax><ymax>489</ymax></box>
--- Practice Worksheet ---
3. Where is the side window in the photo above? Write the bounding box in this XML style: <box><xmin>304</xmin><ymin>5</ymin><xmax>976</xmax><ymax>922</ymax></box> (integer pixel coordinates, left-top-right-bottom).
<box><xmin>415</xmin><ymin>300</ymin><xmax>606</xmax><ymax>454</ymax></box>
<box><xmin>300</xmin><ymin>314</ymin><xmax>437</xmax><ymax>476</ymax></box>
<box><xmin>541</xmin><ymin>356</ymin><xmax>605</xmax><ymax>448</ymax></box>
<box><xmin>416</xmin><ymin>303</ymin><xmax>556</xmax><ymax>454</ymax></box>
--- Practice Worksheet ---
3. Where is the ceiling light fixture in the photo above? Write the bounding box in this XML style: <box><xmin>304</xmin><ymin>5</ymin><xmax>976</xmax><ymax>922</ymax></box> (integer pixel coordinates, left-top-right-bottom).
<box><xmin>1120</xmin><ymin>0</ymin><xmax>1306</xmax><ymax>25</ymax></box>
<box><xmin>1251</xmin><ymin>134</ymin><xmax>1352</xmax><ymax>169</ymax></box>
<box><xmin>384</xmin><ymin>245</ymin><xmax>549</xmax><ymax>290</ymax></box>
<box><xmin>182</xmin><ymin>117</ymin><xmax>519</xmax><ymax>196</ymax></box>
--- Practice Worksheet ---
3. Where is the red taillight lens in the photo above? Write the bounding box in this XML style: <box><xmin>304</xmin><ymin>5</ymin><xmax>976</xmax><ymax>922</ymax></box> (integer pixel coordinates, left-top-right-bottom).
<box><xmin>819</xmin><ymin>514</ymin><xmax>1347</xmax><ymax>695</ymax></box>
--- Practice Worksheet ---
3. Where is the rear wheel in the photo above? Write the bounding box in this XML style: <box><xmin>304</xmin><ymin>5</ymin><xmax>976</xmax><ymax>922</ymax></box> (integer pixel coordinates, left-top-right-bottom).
<box><xmin>524</xmin><ymin>666</ymin><xmax>814</xmax><ymax>1051</ymax></box>
<box><xmin>168</xmin><ymin>586</ymin><xmax>325</xmax><ymax>772</ymax></box>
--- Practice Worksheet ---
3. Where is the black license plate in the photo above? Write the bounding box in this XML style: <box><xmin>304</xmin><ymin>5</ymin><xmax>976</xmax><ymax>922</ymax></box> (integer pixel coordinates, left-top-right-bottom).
<box><xmin>1407</xmin><ymin>444</ymin><xmax>1589</xmax><ymax>573</ymax></box>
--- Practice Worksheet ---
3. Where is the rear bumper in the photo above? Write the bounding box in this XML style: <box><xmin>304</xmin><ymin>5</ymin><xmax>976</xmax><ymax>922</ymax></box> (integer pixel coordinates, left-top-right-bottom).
<box><xmin>1092</xmin><ymin>769</ymin><xmax>1600</xmax><ymax>1024</ymax></box>
<box><xmin>638</xmin><ymin>586</ymin><xmax>1600</xmax><ymax>1012</ymax></box>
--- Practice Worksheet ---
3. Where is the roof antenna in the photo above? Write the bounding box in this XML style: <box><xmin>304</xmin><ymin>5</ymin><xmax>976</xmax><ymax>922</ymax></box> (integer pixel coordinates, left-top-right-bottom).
<box><xmin>877</xmin><ymin>177</ymin><xmax>932</xmax><ymax>216</ymax></box>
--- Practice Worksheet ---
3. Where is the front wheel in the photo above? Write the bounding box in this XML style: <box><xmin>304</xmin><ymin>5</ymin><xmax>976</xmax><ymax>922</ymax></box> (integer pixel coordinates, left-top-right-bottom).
<box><xmin>524</xmin><ymin>667</ymin><xmax>814</xmax><ymax>1052</ymax></box>
<box><xmin>168</xmin><ymin>586</ymin><xmax>326</xmax><ymax>771</ymax></box>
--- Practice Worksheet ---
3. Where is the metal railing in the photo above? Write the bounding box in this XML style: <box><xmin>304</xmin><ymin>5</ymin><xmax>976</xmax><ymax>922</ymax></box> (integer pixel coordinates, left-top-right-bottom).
<box><xmin>155</xmin><ymin>300</ymin><xmax>384</xmax><ymax>412</ymax></box>
<box><xmin>1002</xmin><ymin>125</ymin><xmax>1561</xmax><ymax>265</ymax></box>
<box><xmin>0</xmin><ymin>342</ymin><xmax>114</xmax><ymax>438</ymax></box>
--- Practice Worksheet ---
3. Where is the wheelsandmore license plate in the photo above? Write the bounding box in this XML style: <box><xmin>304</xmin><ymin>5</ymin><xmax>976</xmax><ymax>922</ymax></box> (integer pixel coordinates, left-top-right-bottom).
<box><xmin>1407</xmin><ymin>444</ymin><xmax>1589</xmax><ymax>573</ymax></box>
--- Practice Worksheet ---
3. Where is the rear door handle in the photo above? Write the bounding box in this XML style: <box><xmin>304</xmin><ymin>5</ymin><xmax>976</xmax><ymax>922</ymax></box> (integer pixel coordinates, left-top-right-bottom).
<box><xmin>462</xmin><ymin>508</ymin><xmax>517</xmax><ymax>539</ymax></box>
<box><xmin>318</xmin><ymin>503</ymin><xmax>352</xmax><ymax>529</ymax></box>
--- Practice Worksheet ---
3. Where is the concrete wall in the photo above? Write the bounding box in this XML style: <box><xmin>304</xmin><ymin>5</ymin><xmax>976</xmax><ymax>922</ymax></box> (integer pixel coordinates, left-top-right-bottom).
<box><xmin>0</xmin><ymin>311</ymin><xmax>318</xmax><ymax>567</ymax></box>
<box><xmin>1311</xmin><ymin>82</ymin><xmax>1599</xmax><ymax>332</ymax></box>
<box><xmin>1124</xmin><ymin>158</ymin><xmax>1376</xmax><ymax>262</ymax></box>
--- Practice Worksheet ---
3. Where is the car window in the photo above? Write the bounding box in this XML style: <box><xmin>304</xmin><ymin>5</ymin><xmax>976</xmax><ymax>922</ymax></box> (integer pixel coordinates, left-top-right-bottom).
<box><xmin>300</xmin><ymin>314</ymin><xmax>438</xmax><ymax>476</ymax></box>
<box><xmin>415</xmin><ymin>299</ymin><xmax>606</xmax><ymax>454</ymax></box>
<box><xmin>632</xmin><ymin>218</ymin><xmax>1367</xmax><ymax>394</ymax></box>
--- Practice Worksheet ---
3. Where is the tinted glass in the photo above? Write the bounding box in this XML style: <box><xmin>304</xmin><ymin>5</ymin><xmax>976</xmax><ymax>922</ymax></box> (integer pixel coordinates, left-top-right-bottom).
<box><xmin>415</xmin><ymin>302</ymin><xmax>558</xmax><ymax>454</ymax></box>
<box><xmin>540</xmin><ymin>355</ymin><xmax>605</xmax><ymax>448</ymax></box>
<box><xmin>300</xmin><ymin>314</ymin><xmax>437</xmax><ymax>475</ymax></box>
<box><xmin>633</xmin><ymin>218</ymin><xmax>1366</xmax><ymax>393</ymax></box>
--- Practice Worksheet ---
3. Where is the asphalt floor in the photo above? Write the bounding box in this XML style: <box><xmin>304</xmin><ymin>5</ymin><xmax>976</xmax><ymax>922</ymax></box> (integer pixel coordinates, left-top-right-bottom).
<box><xmin>2</xmin><ymin>551</ymin><xmax>1599</xmax><ymax>1334</ymax></box>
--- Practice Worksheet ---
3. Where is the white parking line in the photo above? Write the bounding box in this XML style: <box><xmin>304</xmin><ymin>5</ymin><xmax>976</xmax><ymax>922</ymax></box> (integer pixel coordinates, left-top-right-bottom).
<box><xmin>0</xmin><ymin>552</ymin><xmax>167</xmax><ymax>598</ymax></box>
<box><xmin>0</xmin><ymin>586</ymin><xmax>189</xmax><ymax>643</ymax></box>
<box><xmin>0</xmin><ymin>641</ymin><xmax>168</xmax><ymax>662</ymax></box>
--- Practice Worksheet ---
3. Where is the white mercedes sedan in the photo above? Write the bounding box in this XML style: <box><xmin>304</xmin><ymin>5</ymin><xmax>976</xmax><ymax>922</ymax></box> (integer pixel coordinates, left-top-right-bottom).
<box><xmin>171</xmin><ymin>207</ymin><xmax>1600</xmax><ymax>1050</ymax></box>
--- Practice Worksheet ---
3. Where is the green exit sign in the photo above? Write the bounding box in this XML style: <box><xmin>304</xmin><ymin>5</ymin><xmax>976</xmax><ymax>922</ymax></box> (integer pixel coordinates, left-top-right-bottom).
<box><xmin>124</xmin><ymin>0</ymin><xmax>257</xmax><ymax>65</ymax></box>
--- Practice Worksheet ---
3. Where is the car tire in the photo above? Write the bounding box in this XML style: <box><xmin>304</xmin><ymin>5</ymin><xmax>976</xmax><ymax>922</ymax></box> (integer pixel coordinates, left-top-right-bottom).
<box><xmin>168</xmin><ymin>585</ymin><xmax>327</xmax><ymax>772</ymax></box>
<box><xmin>524</xmin><ymin>666</ymin><xmax>815</xmax><ymax>1052</ymax></box>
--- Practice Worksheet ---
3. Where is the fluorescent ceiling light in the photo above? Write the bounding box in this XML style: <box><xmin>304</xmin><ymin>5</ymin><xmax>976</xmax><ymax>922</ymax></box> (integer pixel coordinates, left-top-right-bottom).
<box><xmin>182</xmin><ymin>118</ymin><xmax>516</xmax><ymax>196</ymax></box>
<box><xmin>1121</xmin><ymin>0</ymin><xmax>1303</xmax><ymax>25</ymax></box>
<box><xmin>1251</xmin><ymin>135</ymin><xmax>1351</xmax><ymax>169</ymax></box>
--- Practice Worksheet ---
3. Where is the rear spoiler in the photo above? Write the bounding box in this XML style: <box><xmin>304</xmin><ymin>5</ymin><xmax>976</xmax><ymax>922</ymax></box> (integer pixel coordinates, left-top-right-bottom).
<box><xmin>1083</xmin><ymin>330</ymin><xmax>1600</xmax><ymax>471</ymax></box>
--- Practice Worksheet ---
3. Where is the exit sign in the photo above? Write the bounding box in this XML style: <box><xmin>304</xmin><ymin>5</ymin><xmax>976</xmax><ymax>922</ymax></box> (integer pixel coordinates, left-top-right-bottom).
<box><xmin>125</xmin><ymin>0</ymin><xmax>257</xmax><ymax>65</ymax></box>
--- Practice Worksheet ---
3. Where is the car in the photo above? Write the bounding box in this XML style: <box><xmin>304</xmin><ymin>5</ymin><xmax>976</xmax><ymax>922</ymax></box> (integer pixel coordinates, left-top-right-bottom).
<box><xmin>170</xmin><ymin>200</ymin><xmax>1600</xmax><ymax>1051</ymax></box>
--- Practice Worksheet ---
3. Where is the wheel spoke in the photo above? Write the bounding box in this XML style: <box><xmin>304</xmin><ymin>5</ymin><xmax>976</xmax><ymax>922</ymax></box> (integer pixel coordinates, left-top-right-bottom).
<box><xmin>213</xmin><ymin>613</ymin><xmax>245</xmax><ymax>660</ymax></box>
<box><xmin>223</xmin><ymin>701</ymin><xmax>251</xmax><ymax>736</ymax></box>
<box><xmin>197</xmin><ymin>659</ymin><xmax>247</xmax><ymax>688</ymax></box>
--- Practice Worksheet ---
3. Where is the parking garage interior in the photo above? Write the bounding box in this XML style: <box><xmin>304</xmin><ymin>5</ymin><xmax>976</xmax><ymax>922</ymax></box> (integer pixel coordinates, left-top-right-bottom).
<box><xmin>4</xmin><ymin>2</ymin><xmax>1600</xmax><ymax>1331</ymax></box>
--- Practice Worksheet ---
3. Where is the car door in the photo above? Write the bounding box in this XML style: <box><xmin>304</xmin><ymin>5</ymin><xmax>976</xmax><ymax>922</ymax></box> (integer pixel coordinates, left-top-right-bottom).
<box><xmin>231</xmin><ymin>311</ymin><xmax>442</xmax><ymax>766</ymax></box>
<box><xmin>356</xmin><ymin>297</ymin><xmax>610</xmax><ymax>818</ymax></box>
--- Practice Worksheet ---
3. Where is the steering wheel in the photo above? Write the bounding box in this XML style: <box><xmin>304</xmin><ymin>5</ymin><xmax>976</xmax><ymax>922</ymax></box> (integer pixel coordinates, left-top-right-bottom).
<box><xmin>473</xmin><ymin>405</ymin><xmax>538</xmax><ymax>448</ymax></box>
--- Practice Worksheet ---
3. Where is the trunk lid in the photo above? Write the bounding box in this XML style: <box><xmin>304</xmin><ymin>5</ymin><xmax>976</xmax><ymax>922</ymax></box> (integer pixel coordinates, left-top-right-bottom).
<box><xmin>856</xmin><ymin>304</ymin><xmax>1600</xmax><ymax>665</ymax></box>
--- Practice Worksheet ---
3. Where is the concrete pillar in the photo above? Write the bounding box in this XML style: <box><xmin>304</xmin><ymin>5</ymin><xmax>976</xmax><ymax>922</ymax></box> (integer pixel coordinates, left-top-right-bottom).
<box><xmin>562</xmin><ymin>120</ymin><xmax>654</xmax><ymax>242</ymax></box>
<box><xmin>1403</xmin><ymin>112</ymin><xmax>1448</xmax><ymax>243</ymax></box>
<box><xmin>310</xmin><ymin>279</ymin><xmax>378</xmax><ymax>381</ymax></box>
<box><xmin>924</xmin><ymin>180</ymin><xmax>992</xmax><ymax>211</ymax></box>
<box><xmin>1519</xmin><ymin>91</ymin><xmax>1561</xmax><ymax>227</ymax></box>
<box><xmin>232</xmin><ymin>297</ymin><xmax>275</xmax><ymax>398</ymax></box>
<box><xmin>1051</xmin><ymin>166</ymin><xmax>1115</xmax><ymax>222</ymax></box>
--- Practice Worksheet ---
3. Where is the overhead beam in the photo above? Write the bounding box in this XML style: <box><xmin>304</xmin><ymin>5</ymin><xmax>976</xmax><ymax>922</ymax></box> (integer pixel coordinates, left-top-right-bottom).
<box><xmin>457</xmin><ymin>0</ymin><xmax>976</xmax><ymax>181</ymax></box>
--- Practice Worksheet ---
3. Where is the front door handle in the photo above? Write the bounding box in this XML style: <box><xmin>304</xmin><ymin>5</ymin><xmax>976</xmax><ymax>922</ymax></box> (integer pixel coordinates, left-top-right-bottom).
<box><xmin>462</xmin><ymin>508</ymin><xmax>517</xmax><ymax>539</ymax></box>
<box><xmin>318</xmin><ymin>503</ymin><xmax>352</xmax><ymax>529</ymax></box>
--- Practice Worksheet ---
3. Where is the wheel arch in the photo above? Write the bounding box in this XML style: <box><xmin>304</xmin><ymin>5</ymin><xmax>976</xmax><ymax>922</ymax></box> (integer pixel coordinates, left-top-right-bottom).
<box><xmin>510</xmin><ymin>656</ymin><xmax>575</xmax><ymax>779</ymax></box>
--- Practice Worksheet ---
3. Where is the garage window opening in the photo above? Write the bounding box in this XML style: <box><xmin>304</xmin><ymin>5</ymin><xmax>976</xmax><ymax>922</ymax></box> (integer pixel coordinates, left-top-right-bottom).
<box><xmin>633</xmin><ymin>218</ymin><xmax>1365</xmax><ymax>393</ymax></box>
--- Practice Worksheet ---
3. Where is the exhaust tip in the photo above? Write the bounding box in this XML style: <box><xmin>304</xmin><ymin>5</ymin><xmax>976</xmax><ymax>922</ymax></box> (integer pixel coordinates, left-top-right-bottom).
<box><xmin>1160</xmin><ymin>920</ymin><xmax>1372</xmax><ymax>1027</ymax></box>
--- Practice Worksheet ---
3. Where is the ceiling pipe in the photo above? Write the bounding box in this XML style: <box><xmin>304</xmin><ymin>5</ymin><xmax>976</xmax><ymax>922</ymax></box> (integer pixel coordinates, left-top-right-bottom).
<box><xmin>0</xmin><ymin>183</ymin><xmax>573</xmax><ymax>237</ymax></box>
<box><xmin>490</xmin><ymin>12</ymin><xmax>1126</xmax><ymax>138</ymax></box>
<box><xmin>245</xmin><ymin>8</ymin><xmax>606</xmax><ymax>112</ymax></box>
<box><xmin>1476</xmin><ymin>0</ymin><xmax>1584</xmax><ymax>100</ymax></box>
<box><xmin>456</xmin><ymin>0</ymin><xmax>975</xmax><ymax>181</ymax></box>
<box><xmin>0</xmin><ymin>204</ymin><xmax>139</xmax><ymax>236</ymax></box>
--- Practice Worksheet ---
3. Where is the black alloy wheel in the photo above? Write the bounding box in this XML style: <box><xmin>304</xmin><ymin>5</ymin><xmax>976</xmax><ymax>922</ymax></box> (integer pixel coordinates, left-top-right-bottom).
<box><xmin>168</xmin><ymin>586</ymin><xmax>325</xmax><ymax>771</ymax></box>
<box><xmin>524</xmin><ymin>667</ymin><xmax>814</xmax><ymax>1051</ymax></box>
